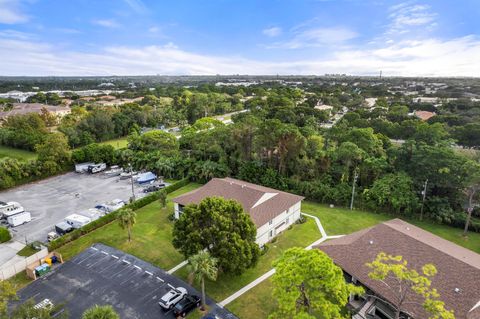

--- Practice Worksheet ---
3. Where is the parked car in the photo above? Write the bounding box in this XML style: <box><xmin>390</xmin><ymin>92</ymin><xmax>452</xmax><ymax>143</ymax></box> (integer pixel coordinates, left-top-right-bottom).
<box><xmin>173</xmin><ymin>295</ymin><xmax>201</xmax><ymax>318</ymax></box>
<box><xmin>47</xmin><ymin>232</ymin><xmax>59</xmax><ymax>242</ymax></box>
<box><xmin>158</xmin><ymin>287</ymin><xmax>187</xmax><ymax>310</ymax></box>
<box><xmin>142</xmin><ymin>183</ymin><xmax>166</xmax><ymax>193</ymax></box>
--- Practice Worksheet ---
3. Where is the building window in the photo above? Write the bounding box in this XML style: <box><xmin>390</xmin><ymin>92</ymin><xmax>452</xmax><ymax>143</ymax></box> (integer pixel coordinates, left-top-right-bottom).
<box><xmin>286</xmin><ymin>217</ymin><xmax>289</xmax><ymax>224</ymax></box>
<box><xmin>269</xmin><ymin>230</ymin><xmax>273</xmax><ymax>237</ymax></box>
<box><xmin>269</xmin><ymin>219</ymin><xmax>273</xmax><ymax>225</ymax></box>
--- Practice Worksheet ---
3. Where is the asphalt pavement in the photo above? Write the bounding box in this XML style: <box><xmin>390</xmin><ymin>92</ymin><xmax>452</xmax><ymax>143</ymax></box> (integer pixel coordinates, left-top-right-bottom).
<box><xmin>12</xmin><ymin>244</ymin><xmax>236</xmax><ymax>319</ymax></box>
<box><xmin>0</xmin><ymin>172</ymin><xmax>146</xmax><ymax>243</ymax></box>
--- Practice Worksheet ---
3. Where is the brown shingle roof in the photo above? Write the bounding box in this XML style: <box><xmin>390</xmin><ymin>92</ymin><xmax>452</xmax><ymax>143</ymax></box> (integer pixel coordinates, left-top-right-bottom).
<box><xmin>316</xmin><ymin>219</ymin><xmax>480</xmax><ymax>319</ymax></box>
<box><xmin>172</xmin><ymin>177</ymin><xmax>304</xmax><ymax>227</ymax></box>
<box><xmin>414</xmin><ymin>110</ymin><xmax>436</xmax><ymax>121</ymax></box>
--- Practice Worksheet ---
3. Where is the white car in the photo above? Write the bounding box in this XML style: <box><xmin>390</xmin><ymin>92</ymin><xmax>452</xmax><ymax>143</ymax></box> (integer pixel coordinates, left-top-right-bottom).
<box><xmin>158</xmin><ymin>287</ymin><xmax>187</xmax><ymax>310</ymax></box>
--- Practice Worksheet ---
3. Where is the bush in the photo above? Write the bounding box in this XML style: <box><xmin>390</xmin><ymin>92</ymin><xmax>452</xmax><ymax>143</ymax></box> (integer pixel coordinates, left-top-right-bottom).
<box><xmin>295</xmin><ymin>215</ymin><xmax>307</xmax><ymax>224</ymax></box>
<box><xmin>260</xmin><ymin>244</ymin><xmax>269</xmax><ymax>255</ymax></box>
<box><xmin>48</xmin><ymin>178</ymin><xmax>190</xmax><ymax>251</ymax></box>
<box><xmin>0</xmin><ymin>227</ymin><xmax>11</xmax><ymax>243</ymax></box>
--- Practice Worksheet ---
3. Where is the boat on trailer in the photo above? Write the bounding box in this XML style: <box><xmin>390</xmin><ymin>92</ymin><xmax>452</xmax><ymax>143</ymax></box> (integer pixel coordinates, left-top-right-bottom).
<box><xmin>137</xmin><ymin>172</ymin><xmax>157</xmax><ymax>184</ymax></box>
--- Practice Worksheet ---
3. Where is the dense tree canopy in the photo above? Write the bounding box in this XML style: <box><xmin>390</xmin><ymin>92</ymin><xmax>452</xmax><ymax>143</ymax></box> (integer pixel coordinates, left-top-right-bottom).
<box><xmin>270</xmin><ymin>248</ymin><xmax>363</xmax><ymax>319</ymax></box>
<box><xmin>172</xmin><ymin>197</ymin><xmax>260</xmax><ymax>274</ymax></box>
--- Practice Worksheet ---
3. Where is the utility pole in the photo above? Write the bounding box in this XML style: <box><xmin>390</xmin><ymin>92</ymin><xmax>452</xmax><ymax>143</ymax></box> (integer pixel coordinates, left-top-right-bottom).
<box><xmin>129</xmin><ymin>163</ymin><xmax>135</xmax><ymax>202</ymax></box>
<box><xmin>350</xmin><ymin>170</ymin><xmax>359</xmax><ymax>210</ymax></box>
<box><xmin>420</xmin><ymin>179</ymin><xmax>428</xmax><ymax>220</ymax></box>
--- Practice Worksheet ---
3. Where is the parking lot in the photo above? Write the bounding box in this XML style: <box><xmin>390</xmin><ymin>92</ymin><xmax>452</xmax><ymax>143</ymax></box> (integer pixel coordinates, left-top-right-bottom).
<box><xmin>0</xmin><ymin>172</ymin><xmax>148</xmax><ymax>243</ymax></box>
<box><xmin>12</xmin><ymin>244</ymin><xmax>229</xmax><ymax>319</ymax></box>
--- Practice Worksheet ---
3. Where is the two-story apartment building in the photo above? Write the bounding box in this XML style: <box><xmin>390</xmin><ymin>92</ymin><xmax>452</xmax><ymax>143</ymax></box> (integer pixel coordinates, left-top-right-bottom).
<box><xmin>315</xmin><ymin>219</ymin><xmax>480</xmax><ymax>319</ymax></box>
<box><xmin>172</xmin><ymin>177</ymin><xmax>304</xmax><ymax>246</ymax></box>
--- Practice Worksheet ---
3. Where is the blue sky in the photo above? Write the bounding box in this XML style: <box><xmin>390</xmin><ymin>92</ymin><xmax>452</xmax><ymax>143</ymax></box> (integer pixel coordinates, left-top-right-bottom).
<box><xmin>0</xmin><ymin>0</ymin><xmax>479</xmax><ymax>76</ymax></box>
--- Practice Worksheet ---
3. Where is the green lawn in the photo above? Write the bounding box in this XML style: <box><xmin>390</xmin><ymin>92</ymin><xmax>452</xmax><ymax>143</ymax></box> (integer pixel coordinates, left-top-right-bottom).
<box><xmin>98</xmin><ymin>137</ymin><xmax>129</xmax><ymax>149</ymax></box>
<box><xmin>302</xmin><ymin>201</ymin><xmax>480</xmax><ymax>254</ymax></box>
<box><xmin>57</xmin><ymin>183</ymin><xmax>201</xmax><ymax>269</ymax></box>
<box><xmin>0</xmin><ymin>145</ymin><xmax>37</xmax><ymax>161</ymax></box>
<box><xmin>227</xmin><ymin>278</ymin><xmax>275</xmax><ymax>319</ymax></box>
<box><xmin>228</xmin><ymin>202</ymin><xmax>480</xmax><ymax>318</ymax></box>
<box><xmin>175</xmin><ymin>217</ymin><xmax>322</xmax><ymax>302</ymax></box>
<box><xmin>16</xmin><ymin>245</ymin><xmax>38</xmax><ymax>257</ymax></box>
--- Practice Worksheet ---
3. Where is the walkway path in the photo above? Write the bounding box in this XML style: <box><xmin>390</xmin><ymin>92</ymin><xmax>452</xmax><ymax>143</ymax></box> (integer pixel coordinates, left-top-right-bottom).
<box><xmin>167</xmin><ymin>259</ymin><xmax>188</xmax><ymax>274</ymax></box>
<box><xmin>219</xmin><ymin>213</ymin><xmax>344</xmax><ymax>307</ymax></box>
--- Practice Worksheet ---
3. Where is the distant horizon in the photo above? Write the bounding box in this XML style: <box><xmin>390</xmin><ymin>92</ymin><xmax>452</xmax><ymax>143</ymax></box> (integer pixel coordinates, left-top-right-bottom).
<box><xmin>0</xmin><ymin>74</ymin><xmax>479</xmax><ymax>79</ymax></box>
<box><xmin>1</xmin><ymin>0</ymin><xmax>479</xmax><ymax>77</ymax></box>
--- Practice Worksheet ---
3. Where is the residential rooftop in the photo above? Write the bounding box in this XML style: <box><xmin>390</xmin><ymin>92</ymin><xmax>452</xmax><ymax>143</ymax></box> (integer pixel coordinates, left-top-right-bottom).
<box><xmin>316</xmin><ymin>219</ymin><xmax>480</xmax><ymax>319</ymax></box>
<box><xmin>172</xmin><ymin>177</ymin><xmax>304</xmax><ymax>227</ymax></box>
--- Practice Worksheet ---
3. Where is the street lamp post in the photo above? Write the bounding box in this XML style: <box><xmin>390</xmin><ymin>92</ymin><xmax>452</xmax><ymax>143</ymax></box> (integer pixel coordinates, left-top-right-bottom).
<box><xmin>129</xmin><ymin>163</ymin><xmax>135</xmax><ymax>202</ymax></box>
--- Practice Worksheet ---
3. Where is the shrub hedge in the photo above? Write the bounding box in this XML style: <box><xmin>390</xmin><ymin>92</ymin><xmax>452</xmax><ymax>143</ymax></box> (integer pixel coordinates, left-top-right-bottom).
<box><xmin>48</xmin><ymin>178</ymin><xmax>190</xmax><ymax>251</ymax></box>
<box><xmin>0</xmin><ymin>227</ymin><xmax>12</xmax><ymax>243</ymax></box>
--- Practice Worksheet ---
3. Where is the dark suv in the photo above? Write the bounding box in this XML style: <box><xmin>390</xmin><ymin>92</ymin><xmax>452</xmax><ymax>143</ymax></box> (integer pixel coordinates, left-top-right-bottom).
<box><xmin>173</xmin><ymin>295</ymin><xmax>201</xmax><ymax>317</ymax></box>
<box><xmin>142</xmin><ymin>183</ymin><xmax>166</xmax><ymax>193</ymax></box>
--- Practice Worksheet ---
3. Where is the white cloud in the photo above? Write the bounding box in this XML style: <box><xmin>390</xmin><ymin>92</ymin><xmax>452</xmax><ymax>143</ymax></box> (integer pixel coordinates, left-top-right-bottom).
<box><xmin>123</xmin><ymin>0</ymin><xmax>147</xmax><ymax>13</ymax></box>
<box><xmin>92</xmin><ymin>19</ymin><xmax>120</xmax><ymax>29</ymax></box>
<box><xmin>262</xmin><ymin>27</ymin><xmax>282</xmax><ymax>37</ymax></box>
<box><xmin>0</xmin><ymin>0</ymin><xmax>28</xmax><ymax>24</ymax></box>
<box><xmin>387</xmin><ymin>2</ymin><xmax>436</xmax><ymax>34</ymax></box>
<box><xmin>0</xmin><ymin>34</ymin><xmax>479</xmax><ymax>77</ymax></box>
<box><xmin>266</xmin><ymin>26</ymin><xmax>357</xmax><ymax>49</ymax></box>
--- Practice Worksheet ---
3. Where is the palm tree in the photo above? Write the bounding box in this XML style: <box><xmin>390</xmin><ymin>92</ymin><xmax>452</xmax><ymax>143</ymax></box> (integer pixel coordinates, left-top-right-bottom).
<box><xmin>187</xmin><ymin>251</ymin><xmax>218</xmax><ymax>311</ymax></box>
<box><xmin>118</xmin><ymin>208</ymin><xmax>136</xmax><ymax>242</ymax></box>
<box><xmin>82</xmin><ymin>305</ymin><xmax>119</xmax><ymax>319</ymax></box>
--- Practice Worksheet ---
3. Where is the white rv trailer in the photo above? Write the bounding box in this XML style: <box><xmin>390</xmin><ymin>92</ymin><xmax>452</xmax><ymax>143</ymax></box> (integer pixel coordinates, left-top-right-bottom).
<box><xmin>64</xmin><ymin>214</ymin><xmax>91</xmax><ymax>229</ymax></box>
<box><xmin>7</xmin><ymin>211</ymin><xmax>31</xmax><ymax>227</ymax></box>
<box><xmin>0</xmin><ymin>201</ymin><xmax>24</xmax><ymax>219</ymax></box>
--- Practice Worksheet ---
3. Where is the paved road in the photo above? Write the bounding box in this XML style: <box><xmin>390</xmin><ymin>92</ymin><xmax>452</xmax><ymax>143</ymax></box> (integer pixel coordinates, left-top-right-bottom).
<box><xmin>0</xmin><ymin>172</ymin><xmax>146</xmax><ymax>243</ymax></box>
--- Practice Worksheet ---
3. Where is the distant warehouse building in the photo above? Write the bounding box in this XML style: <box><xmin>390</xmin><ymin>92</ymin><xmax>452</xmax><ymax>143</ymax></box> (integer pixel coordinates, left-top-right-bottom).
<box><xmin>172</xmin><ymin>177</ymin><xmax>304</xmax><ymax>246</ymax></box>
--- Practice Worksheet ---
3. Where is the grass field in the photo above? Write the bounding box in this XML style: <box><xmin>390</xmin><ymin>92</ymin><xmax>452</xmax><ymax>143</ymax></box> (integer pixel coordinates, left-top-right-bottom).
<box><xmin>175</xmin><ymin>217</ymin><xmax>322</xmax><ymax>302</ymax></box>
<box><xmin>302</xmin><ymin>201</ymin><xmax>480</xmax><ymax>254</ymax></box>
<box><xmin>0</xmin><ymin>145</ymin><xmax>37</xmax><ymax>161</ymax></box>
<box><xmin>227</xmin><ymin>278</ymin><xmax>274</xmax><ymax>319</ymax></box>
<box><xmin>16</xmin><ymin>245</ymin><xmax>38</xmax><ymax>257</ymax></box>
<box><xmin>57</xmin><ymin>183</ymin><xmax>201</xmax><ymax>269</ymax></box>
<box><xmin>98</xmin><ymin>137</ymin><xmax>129</xmax><ymax>149</ymax></box>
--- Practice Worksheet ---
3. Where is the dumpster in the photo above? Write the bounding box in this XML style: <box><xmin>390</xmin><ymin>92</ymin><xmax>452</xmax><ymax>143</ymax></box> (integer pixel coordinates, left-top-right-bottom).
<box><xmin>35</xmin><ymin>263</ymin><xmax>50</xmax><ymax>277</ymax></box>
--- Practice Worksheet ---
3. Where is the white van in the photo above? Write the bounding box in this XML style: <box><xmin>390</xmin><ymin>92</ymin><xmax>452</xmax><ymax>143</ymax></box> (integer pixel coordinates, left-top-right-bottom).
<box><xmin>64</xmin><ymin>214</ymin><xmax>91</xmax><ymax>229</ymax></box>
<box><xmin>7</xmin><ymin>211</ymin><xmax>31</xmax><ymax>227</ymax></box>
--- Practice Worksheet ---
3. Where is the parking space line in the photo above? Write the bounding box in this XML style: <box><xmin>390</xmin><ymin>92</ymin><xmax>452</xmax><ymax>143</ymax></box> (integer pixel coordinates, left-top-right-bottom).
<box><xmin>91</xmin><ymin>247</ymin><xmax>98</xmax><ymax>251</ymax></box>
<box><xmin>167</xmin><ymin>283</ymin><xmax>175</xmax><ymax>289</ymax></box>
<box><xmin>145</xmin><ymin>271</ymin><xmax>153</xmax><ymax>276</ymax></box>
<box><xmin>84</xmin><ymin>253</ymin><xmax>112</xmax><ymax>269</ymax></box>
<box><xmin>75</xmin><ymin>250</ymin><xmax>101</xmax><ymax>265</ymax></box>
<box><xmin>111</xmin><ymin>255</ymin><xmax>119</xmax><ymax>259</ymax></box>
<box><xmin>138</xmin><ymin>286</ymin><xmax>163</xmax><ymax>303</ymax></box>
<box><xmin>119</xmin><ymin>270</ymin><xmax>141</xmax><ymax>285</ymax></box>
<box><xmin>156</xmin><ymin>276</ymin><xmax>164</xmax><ymax>282</ymax></box>
<box><xmin>101</xmin><ymin>251</ymin><xmax>109</xmax><ymax>255</ymax></box>
<box><xmin>107</xmin><ymin>264</ymin><xmax>134</xmax><ymax>279</ymax></box>
<box><xmin>97</xmin><ymin>259</ymin><xmax>122</xmax><ymax>274</ymax></box>
<box><xmin>122</xmin><ymin>260</ymin><xmax>131</xmax><ymax>265</ymax></box>
<box><xmin>133</xmin><ymin>265</ymin><xmax>142</xmax><ymax>270</ymax></box>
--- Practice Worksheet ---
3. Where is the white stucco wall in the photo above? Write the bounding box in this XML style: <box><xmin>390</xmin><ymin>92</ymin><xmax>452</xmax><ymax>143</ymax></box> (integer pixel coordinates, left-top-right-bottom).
<box><xmin>255</xmin><ymin>201</ymin><xmax>302</xmax><ymax>246</ymax></box>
